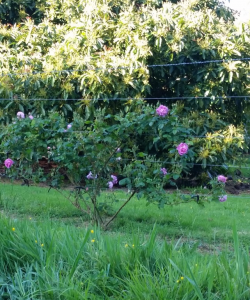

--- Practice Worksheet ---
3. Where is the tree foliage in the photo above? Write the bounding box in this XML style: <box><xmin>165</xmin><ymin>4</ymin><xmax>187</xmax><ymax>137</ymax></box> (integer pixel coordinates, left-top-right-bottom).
<box><xmin>0</xmin><ymin>0</ymin><xmax>249</xmax><ymax>122</ymax></box>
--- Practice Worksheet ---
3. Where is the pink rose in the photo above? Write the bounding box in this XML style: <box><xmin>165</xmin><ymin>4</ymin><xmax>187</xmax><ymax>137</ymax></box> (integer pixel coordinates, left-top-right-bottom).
<box><xmin>156</xmin><ymin>105</ymin><xmax>169</xmax><ymax>117</ymax></box>
<box><xmin>219</xmin><ymin>195</ymin><xmax>227</xmax><ymax>202</ymax></box>
<box><xmin>67</xmin><ymin>124</ymin><xmax>72</xmax><ymax>129</ymax></box>
<box><xmin>17</xmin><ymin>111</ymin><xmax>25</xmax><ymax>119</ymax></box>
<box><xmin>86</xmin><ymin>172</ymin><xmax>97</xmax><ymax>179</ymax></box>
<box><xmin>108</xmin><ymin>181</ymin><xmax>113</xmax><ymax>189</ymax></box>
<box><xmin>111</xmin><ymin>175</ymin><xmax>118</xmax><ymax>184</ymax></box>
<box><xmin>29</xmin><ymin>115</ymin><xmax>34</xmax><ymax>120</ymax></box>
<box><xmin>177</xmin><ymin>143</ymin><xmax>189</xmax><ymax>156</ymax></box>
<box><xmin>161</xmin><ymin>168</ymin><xmax>167</xmax><ymax>175</ymax></box>
<box><xmin>217</xmin><ymin>175</ymin><xmax>227</xmax><ymax>183</ymax></box>
<box><xmin>4</xmin><ymin>158</ymin><xmax>14</xmax><ymax>169</ymax></box>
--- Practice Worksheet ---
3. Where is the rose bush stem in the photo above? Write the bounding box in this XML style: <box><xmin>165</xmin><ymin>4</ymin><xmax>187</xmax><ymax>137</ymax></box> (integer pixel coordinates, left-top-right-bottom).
<box><xmin>104</xmin><ymin>190</ymin><xmax>136</xmax><ymax>229</ymax></box>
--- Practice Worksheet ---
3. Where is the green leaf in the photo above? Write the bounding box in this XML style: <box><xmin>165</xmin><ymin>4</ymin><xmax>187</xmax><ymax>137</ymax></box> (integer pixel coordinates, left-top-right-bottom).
<box><xmin>69</xmin><ymin>230</ymin><xmax>90</xmax><ymax>279</ymax></box>
<box><xmin>119</xmin><ymin>178</ymin><xmax>130</xmax><ymax>186</ymax></box>
<box><xmin>229</xmin><ymin>71</ymin><xmax>233</xmax><ymax>83</ymax></box>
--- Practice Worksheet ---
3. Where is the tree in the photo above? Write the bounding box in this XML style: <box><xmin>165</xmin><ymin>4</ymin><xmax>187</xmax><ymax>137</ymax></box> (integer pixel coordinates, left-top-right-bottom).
<box><xmin>0</xmin><ymin>0</ymin><xmax>249</xmax><ymax>126</ymax></box>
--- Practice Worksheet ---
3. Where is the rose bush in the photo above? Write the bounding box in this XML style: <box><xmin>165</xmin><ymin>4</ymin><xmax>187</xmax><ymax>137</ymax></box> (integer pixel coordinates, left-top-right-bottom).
<box><xmin>0</xmin><ymin>102</ymin><xmax>237</xmax><ymax>226</ymax></box>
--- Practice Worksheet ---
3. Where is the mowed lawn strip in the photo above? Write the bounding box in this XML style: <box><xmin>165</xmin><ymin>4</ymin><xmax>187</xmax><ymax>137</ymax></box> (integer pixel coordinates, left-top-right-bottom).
<box><xmin>0</xmin><ymin>182</ymin><xmax>249</xmax><ymax>244</ymax></box>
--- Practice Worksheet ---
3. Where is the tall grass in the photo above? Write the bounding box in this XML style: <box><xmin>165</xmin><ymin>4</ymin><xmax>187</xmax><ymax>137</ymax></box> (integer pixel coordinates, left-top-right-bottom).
<box><xmin>0</xmin><ymin>216</ymin><xmax>250</xmax><ymax>299</ymax></box>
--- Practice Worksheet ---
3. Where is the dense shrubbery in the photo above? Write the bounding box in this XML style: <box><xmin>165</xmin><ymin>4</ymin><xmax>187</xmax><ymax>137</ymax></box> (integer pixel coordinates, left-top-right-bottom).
<box><xmin>1</xmin><ymin>103</ymin><xmax>243</xmax><ymax>182</ymax></box>
<box><xmin>0</xmin><ymin>103</ymin><xmax>241</xmax><ymax>224</ymax></box>
<box><xmin>0</xmin><ymin>0</ymin><xmax>236</xmax><ymax>25</ymax></box>
<box><xmin>0</xmin><ymin>0</ymin><xmax>250</xmax><ymax>126</ymax></box>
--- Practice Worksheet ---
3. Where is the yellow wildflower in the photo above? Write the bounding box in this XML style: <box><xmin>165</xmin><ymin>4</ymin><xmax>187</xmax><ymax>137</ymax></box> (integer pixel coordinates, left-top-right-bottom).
<box><xmin>91</xmin><ymin>239</ymin><xmax>95</xmax><ymax>243</ymax></box>
<box><xmin>12</xmin><ymin>227</ymin><xmax>15</xmax><ymax>231</ymax></box>
<box><xmin>90</xmin><ymin>230</ymin><xmax>94</xmax><ymax>234</ymax></box>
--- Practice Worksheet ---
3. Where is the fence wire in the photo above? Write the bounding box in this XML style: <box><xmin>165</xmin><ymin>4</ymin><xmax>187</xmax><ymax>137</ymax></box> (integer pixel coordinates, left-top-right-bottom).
<box><xmin>34</xmin><ymin>185</ymin><xmax>250</xmax><ymax>200</ymax></box>
<box><xmin>41</xmin><ymin>130</ymin><xmax>248</xmax><ymax>140</ymax></box>
<box><xmin>1</xmin><ymin>57</ymin><xmax>250</xmax><ymax>78</ymax></box>
<box><xmin>1</xmin><ymin>95</ymin><xmax>250</xmax><ymax>101</ymax></box>
<box><xmin>23</xmin><ymin>152</ymin><xmax>249</xmax><ymax>170</ymax></box>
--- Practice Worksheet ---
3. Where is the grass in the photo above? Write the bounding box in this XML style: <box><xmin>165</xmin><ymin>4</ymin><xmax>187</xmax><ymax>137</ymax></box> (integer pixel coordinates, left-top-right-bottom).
<box><xmin>0</xmin><ymin>216</ymin><xmax>250</xmax><ymax>299</ymax></box>
<box><xmin>1</xmin><ymin>182</ymin><xmax>250</xmax><ymax>243</ymax></box>
<box><xmin>0</xmin><ymin>183</ymin><xmax>83</xmax><ymax>218</ymax></box>
<box><xmin>1</xmin><ymin>182</ymin><xmax>250</xmax><ymax>299</ymax></box>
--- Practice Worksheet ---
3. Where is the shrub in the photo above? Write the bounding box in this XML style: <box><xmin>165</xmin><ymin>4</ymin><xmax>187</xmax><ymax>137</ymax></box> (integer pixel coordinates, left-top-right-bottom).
<box><xmin>0</xmin><ymin>102</ymin><xmax>232</xmax><ymax>226</ymax></box>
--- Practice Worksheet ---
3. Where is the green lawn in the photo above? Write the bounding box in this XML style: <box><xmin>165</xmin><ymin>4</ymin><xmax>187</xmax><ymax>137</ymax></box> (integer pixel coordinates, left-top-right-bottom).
<box><xmin>1</xmin><ymin>182</ymin><xmax>250</xmax><ymax>299</ymax></box>
<box><xmin>1</xmin><ymin>182</ymin><xmax>250</xmax><ymax>244</ymax></box>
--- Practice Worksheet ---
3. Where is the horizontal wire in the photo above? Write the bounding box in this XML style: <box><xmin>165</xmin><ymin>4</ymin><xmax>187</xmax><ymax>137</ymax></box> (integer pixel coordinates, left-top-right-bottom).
<box><xmin>31</xmin><ymin>186</ymin><xmax>250</xmax><ymax>199</ymax></box>
<box><xmin>1</xmin><ymin>57</ymin><xmax>250</xmax><ymax>78</ymax></box>
<box><xmin>59</xmin><ymin>187</ymin><xmax>250</xmax><ymax>197</ymax></box>
<box><xmin>39</xmin><ymin>130</ymin><xmax>249</xmax><ymax>140</ymax></box>
<box><xmin>6</xmin><ymin>121</ymin><xmax>244</xmax><ymax>140</ymax></box>
<box><xmin>33</xmin><ymin>154</ymin><xmax>250</xmax><ymax>169</ymax></box>
<box><xmin>227</xmin><ymin>195</ymin><xmax>250</xmax><ymax>198</ymax></box>
<box><xmin>3</xmin><ymin>182</ymin><xmax>248</xmax><ymax>198</ymax></box>
<box><xmin>1</xmin><ymin>95</ymin><xmax>250</xmax><ymax>101</ymax></box>
<box><xmin>114</xmin><ymin>159</ymin><xmax>249</xmax><ymax>169</ymax></box>
<box><xmin>147</xmin><ymin>57</ymin><xmax>250</xmax><ymax>67</ymax></box>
